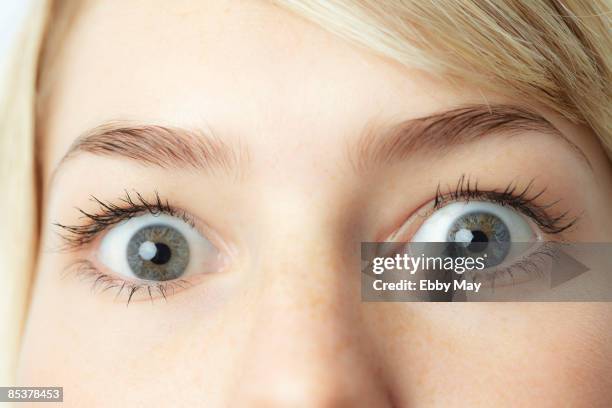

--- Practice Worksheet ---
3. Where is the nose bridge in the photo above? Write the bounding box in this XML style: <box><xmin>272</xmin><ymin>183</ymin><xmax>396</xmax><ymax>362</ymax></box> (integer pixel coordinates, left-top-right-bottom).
<box><xmin>230</xmin><ymin>232</ymin><xmax>390</xmax><ymax>407</ymax></box>
<box><xmin>251</xmin><ymin>206</ymin><xmax>362</xmax><ymax>345</ymax></box>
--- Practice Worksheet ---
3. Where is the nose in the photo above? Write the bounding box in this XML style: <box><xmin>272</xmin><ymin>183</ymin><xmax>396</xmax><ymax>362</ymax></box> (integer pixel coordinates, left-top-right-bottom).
<box><xmin>230</xmin><ymin>240</ymin><xmax>393</xmax><ymax>408</ymax></box>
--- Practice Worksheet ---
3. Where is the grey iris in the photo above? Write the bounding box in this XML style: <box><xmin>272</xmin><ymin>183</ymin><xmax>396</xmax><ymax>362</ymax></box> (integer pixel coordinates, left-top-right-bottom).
<box><xmin>126</xmin><ymin>224</ymin><xmax>190</xmax><ymax>281</ymax></box>
<box><xmin>446</xmin><ymin>211</ymin><xmax>510</xmax><ymax>268</ymax></box>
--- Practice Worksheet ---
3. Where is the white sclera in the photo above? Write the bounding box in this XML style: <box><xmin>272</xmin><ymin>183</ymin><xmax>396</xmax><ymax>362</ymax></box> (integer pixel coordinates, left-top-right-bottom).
<box><xmin>409</xmin><ymin>201</ymin><xmax>539</xmax><ymax>266</ymax></box>
<box><xmin>411</xmin><ymin>201</ymin><xmax>537</xmax><ymax>243</ymax></box>
<box><xmin>97</xmin><ymin>213</ymin><xmax>219</xmax><ymax>280</ymax></box>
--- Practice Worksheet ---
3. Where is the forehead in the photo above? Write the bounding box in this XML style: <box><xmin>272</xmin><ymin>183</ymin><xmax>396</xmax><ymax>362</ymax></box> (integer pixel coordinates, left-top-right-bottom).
<box><xmin>42</xmin><ymin>0</ymin><xmax>473</xmax><ymax>172</ymax></box>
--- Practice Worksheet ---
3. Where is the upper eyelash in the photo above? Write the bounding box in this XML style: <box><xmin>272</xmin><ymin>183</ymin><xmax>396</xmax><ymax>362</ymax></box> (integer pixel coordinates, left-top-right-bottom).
<box><xmin>56</xmin><ymin>175</ymin><xmax>578</xmax><ymax>249</ymax></box>
<box><xmin>54</xmin><ymin>191</ymin><xmax>193</xmax><ymax>250</ymax></box>
<box><xmin>433</xmin><ymin>174</ymin><xmax>579</xmax><ymax>234</ymax></box>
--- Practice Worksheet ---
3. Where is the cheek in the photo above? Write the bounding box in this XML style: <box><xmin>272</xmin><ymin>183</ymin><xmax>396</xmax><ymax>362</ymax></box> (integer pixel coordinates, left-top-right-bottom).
<box><xmin>17</xmin><ymin>257</ymin><xmax>95</xmax><ymax>399</ymax></box>
<box><xmin>17</xmin><ymin>253</ymin><xmax>243</xmax><ymax>406</ymax></box>
<box><xmin>366</xmin><ymin>303</ymin><xmax>612</xmax><ymax>405</ymax></box>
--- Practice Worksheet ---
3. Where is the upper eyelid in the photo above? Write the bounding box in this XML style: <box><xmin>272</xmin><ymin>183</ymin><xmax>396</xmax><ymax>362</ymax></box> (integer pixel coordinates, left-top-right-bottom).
<box><xmin>53</xmin><ymin>191</ymin><xmax>195</xmax><ymax>250</ymax></box>
<box><xmin>432</xmin><ymin>176</ymin><xmax>579</xmax><ymax>234</ymax></box>
<box><xmin>53</xmin><ymin>191</ymin><xmax>237</xmax><ymax>262</ymax></box>
<box><xmin>55</xmin><ymin>178</ymin><xmax>578</xmax><ymax>249</ymax></box>
<box><xmin>385</xmin><ymin>180</ymin><xmax>578</xmax><ymax>242</ymax></box>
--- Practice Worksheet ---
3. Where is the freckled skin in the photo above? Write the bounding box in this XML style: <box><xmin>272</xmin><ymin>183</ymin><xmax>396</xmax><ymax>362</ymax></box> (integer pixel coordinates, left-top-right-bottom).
<box><xmin>18</xmin><ymin>0</ymin><xmax>612</xmax><ymax>407</ymax></box>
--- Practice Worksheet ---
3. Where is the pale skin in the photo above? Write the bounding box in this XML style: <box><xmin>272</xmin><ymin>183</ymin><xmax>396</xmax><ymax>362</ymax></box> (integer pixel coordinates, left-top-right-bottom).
<box><xmin>17</xmin><ymin>0</ymin><xmax>612</xmax><ymax>406</ymax></box>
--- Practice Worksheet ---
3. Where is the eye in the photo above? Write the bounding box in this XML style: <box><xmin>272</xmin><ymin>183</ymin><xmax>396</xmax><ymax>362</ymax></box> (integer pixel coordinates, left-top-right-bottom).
<box><xmin>98</xmin><ymin>213</ymin><xmax>220</xmax><ymax>281</ymax></box>
<box><xmin>411</xmin><ymin>201</ymin><xmax>539</xmax><ymax>267</ymax></box>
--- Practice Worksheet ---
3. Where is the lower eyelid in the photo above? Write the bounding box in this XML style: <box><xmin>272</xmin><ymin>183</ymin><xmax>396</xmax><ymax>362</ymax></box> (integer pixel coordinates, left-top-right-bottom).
<box><xmin>465</xmin><ymin>245</ymin><xmax>555</xmax><ymax>289</ymax></box>
<box><xmin>63</xmin><ymin>259</ymin><xmax>197</xmax><ymax>304</ymax></box>
<box><xmin>57</xmin><ymin>218</ymin><xmax>235</xmax><ymax>304</ymax></box>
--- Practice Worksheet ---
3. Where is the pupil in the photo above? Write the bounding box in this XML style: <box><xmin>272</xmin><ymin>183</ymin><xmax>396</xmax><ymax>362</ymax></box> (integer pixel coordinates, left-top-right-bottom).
<box><xmin>150</xmin><ymin>243</ymin><xmax>172</xmax><ymax>265</ymax></box>
<box><xmin>467</xmin><ymin>230</ymin><xmax>489</xmax><ymax>252</ymax></box>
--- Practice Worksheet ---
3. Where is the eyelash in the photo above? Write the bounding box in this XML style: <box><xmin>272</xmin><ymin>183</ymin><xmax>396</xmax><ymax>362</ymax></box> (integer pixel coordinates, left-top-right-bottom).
<box><xmin>467</xmin><ymin>242</ymin><xmax>557</xmax><ymax>287</ymax></box>
<box><xmin>55</xmin><ymin>191</ymin><xmax>195</xmax><ymax>250</ymax></box>
<box><xmin>56</xmin><ymin>191</ymin><xmax>197</xmax><ymax>305</ymax></box>
<box><xmin>433</xmin><ymin>174</ymin><xmax>578</xmax><ymax>235</ymax></box>
<box><xmin>426</xmin><ymin>242</ymin><xmax>558</xmax><ymax>291</ymax></box>
<box><xmin>65</xmin><ymin>259</ymin><xmax>192</xmax><ymax>305</ymax></box>
<box><xmin>55</xmin><ymin>177</ymin><xmax>577</xmax><ymax>304</ymax></box>
<box><xmin>427</xmin><ymin>175</ymin><xmax>577</xmax><ymax>289</ymax></box>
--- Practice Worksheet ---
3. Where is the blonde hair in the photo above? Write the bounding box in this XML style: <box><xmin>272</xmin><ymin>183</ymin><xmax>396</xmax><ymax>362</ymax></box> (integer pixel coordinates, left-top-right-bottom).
<box><xmin>0</xmin><ymin>0</ymin><xmax>610</xmax><ymax>383</ymax></box>
<box><xmin>276</xmin><ymin>0</ymin><xmax>611</xmax><ymax>150</ymax></box>
<box><xmin>0</xmin><ymin>0</ymin><xmax>47</xmax><ymax>385</ymax></box>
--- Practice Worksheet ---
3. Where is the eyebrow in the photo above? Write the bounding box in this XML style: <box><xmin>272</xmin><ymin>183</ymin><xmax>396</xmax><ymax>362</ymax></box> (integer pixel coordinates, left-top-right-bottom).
<box><xmin>59</xmin><ymin>105</ymin><xmax>590</xmax><ymax>180</ymax></box>
<box><xmin>351</xmin><ymin>104</ymin><xmax>592</xmax><ymax>173</ymax></box>
<box><xmin>60</xmin><ymin>122</ymin><xmax>248</xmax><ymax>178</ymax></box>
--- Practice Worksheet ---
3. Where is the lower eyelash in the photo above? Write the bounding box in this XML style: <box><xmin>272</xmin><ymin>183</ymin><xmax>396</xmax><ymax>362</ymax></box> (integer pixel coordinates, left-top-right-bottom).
<box><xmin>464</xmin><ymin>243</ymin><xmax>558</xmax><ymax>289</ymax></box>
<box><xmin>64</xmin><ymin>260</ymin><xmax>192</xmax><ymax>305</ymax></box>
